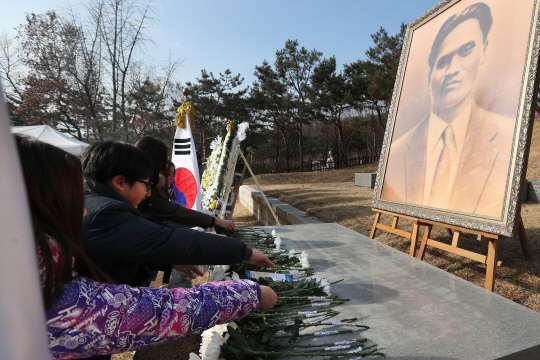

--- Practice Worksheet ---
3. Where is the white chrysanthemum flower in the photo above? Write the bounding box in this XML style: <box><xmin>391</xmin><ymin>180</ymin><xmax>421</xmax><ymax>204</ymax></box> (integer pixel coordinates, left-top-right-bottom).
<box><xmin>224</xmin><ymin>275</ymin><xmax>231</xmax><ymax>281</ymax></box>
<box><xmin>211</xmin><ymin>266</ymin><xmax>225</xmax><ymax>281</ymax></box>
<box><xmin>299</xmin><ymin>251</ymin><xmax>310</xmax><ymax>268</ymax></box>
<box><xmin>210</xmin><ymin>136</ymin><xmax>223</xmax><ymax>150</ymax></box>
<box><xmin>199</xmin><ymin>329</ymin><xmax>215</xmax><ymax>358</ymax></box>
<box><xmin>199</xmin><ymin>322</ymin><xmax>238</xmax><ymax>359</ymax></box>
<box><xmin>274</xmin><ymin>236</ymin><xmax>282</xmax><ymax>246</ymax></box>
<box><xmin>189</xmin><ymin>353</ymin><xmax>202</xmax><ymax>360</ymax></box>
<box><xmin>231</xmin><ymin>272</ymin><xmax>240</xmax><ymax>280</ymax></box>
<box><xmin>313</xmin><ymin>277</ymin><xmax>331</xmax><ymax>295</ymax></box>
<box><xmin>237</xmin><ymin>122</ymin><xmax>249</xmax><ymax>141</ymax></box>
<box><xmin>323</xmin><ymin>285</ymin><xmax>332</xmax><ymax>296</ymax></box>
<box><xmin>317</xmin><ymin>277</ymin><xmax>330</xmax><ymax>288</ymax></box>
<box><xmin>202</xmin><ymin>331</ymin><xmax>222</xmax><ymax>360</ymax></box>
<box><xmin>288</xmin><ymin>249</ymin><xmax>296</xmax><ymax>258</ymax></box>
<box><xmin>271</xmin><ymin>229</ymin><xmax>277</xmax><ymax>238</ymax></box>
<box><xmin>216</xmin><ymin>324</ymin><xmax>229</xmax><ymax>335</ymax></box>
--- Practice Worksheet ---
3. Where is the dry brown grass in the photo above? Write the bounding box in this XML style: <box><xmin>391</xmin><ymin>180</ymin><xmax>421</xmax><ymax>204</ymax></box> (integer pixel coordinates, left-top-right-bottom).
<box><xmin>244</xmin><ymin>135</ymin><xmax>540</xmax><ymax>313</ymax></box>
<box><xmin>231</xmin><ymin>199</ymin><xmax>264</xmax><ymax>227</ymax></box>
<box><xmin>525</xmin><ymin>117</ymin><xmax>540</xmax><ymax>179</ymax></box>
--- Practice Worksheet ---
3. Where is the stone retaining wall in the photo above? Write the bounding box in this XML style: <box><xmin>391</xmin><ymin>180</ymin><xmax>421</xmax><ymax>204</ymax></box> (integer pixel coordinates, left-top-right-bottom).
<box><xmin>238</xmin><ymin>185</ymin><xmax>323</xmax><ymax>226</ymax></box>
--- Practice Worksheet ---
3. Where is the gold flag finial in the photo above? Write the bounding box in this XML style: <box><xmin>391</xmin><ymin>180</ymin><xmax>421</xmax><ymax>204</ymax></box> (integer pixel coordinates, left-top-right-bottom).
<box><xmin>175</xmin><ymin>88</ymin><xmax>195</xmax><ymax>129</ymax></box>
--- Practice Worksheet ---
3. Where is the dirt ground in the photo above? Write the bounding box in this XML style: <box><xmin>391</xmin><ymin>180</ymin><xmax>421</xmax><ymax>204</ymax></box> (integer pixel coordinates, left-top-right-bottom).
<box><xmin>525</xmin><ymin>117</ymin><xmax>540</xmax><ymax>179</ymax></box>
<box><xmin>243</xmin><ymin>121</ymin><xmax>540</xmax><ymax>313</ymax></box>
<box><xmin>230</xmin><ymin>201</ymin><xmax>264</xmax><ymax>227</ymax></box>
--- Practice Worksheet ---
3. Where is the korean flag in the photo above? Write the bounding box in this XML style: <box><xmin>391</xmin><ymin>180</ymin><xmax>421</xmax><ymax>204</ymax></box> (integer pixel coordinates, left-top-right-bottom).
<box><xmin>171</xmin><ymin>113</ymin><xmax>202</xmax><ymax>211</ymax></box>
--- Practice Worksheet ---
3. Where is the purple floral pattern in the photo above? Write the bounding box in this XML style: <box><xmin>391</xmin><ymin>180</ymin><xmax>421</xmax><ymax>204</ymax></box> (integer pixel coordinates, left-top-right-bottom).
<box><xmin>39</xmin><ymin>236</ymin><xmax>261</xmax><ymax>359</ymax></box>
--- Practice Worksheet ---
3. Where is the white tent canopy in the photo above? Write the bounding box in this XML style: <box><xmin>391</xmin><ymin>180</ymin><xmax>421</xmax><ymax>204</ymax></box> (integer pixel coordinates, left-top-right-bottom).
<box><xmin>11</xmin><ymin>125</ymin><xmax>89</xmax><ymax>154</ymax></box>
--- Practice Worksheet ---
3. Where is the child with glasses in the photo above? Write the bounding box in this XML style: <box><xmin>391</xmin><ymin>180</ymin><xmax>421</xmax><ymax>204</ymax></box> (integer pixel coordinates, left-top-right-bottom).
<box><xmin>81</xmin><ymin>141</ymin><xmax>274</xmax><ymax>288</ymax></box>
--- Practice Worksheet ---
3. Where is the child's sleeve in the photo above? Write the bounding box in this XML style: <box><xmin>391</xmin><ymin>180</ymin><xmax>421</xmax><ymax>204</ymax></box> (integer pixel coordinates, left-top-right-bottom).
<box><xmin>46</xmin><ymin>277</ymin><xmax>261</xmax><ymax>359</ymax></box>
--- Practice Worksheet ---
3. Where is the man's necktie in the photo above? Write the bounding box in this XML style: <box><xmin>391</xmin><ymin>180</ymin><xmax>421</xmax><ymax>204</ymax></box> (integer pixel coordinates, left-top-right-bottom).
<box><xmin>429</xmin><ymin>125</ymin><xmax>457</xmax><ymax>208</ymax></box>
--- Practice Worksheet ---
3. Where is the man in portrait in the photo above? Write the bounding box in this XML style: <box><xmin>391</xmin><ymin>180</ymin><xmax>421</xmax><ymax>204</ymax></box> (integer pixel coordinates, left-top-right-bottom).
<box><xmin>381</xmin><ymin>2</ymin><xmax>515</xmax><ymax>218</ymax></box>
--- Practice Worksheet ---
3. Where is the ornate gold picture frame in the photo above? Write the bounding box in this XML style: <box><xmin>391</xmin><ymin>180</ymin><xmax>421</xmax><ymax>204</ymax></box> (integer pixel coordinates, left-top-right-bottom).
<box><xmin>372</xmin><ymin>0</ymin><xmax>540</xmax><ymax>236</ymax></box>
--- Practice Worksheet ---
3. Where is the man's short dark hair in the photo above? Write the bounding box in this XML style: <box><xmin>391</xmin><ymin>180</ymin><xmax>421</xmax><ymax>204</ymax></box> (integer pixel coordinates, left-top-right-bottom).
<box><xmin>82</xmin><ymin>141</ymin><xmax>154</xmax><ymax>185</ymax></box>
<box><xmin>428</xmin><ymin>2</ymin><xmax>493</xmax><ymax>76</ymax></box>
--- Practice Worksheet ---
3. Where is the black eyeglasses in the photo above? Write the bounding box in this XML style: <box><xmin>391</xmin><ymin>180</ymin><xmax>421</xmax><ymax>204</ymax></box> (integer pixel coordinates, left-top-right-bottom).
<box><xmin>137</xmin><ymin>180</ymin><xmax>153</xmax><ymax>191</ymax></box>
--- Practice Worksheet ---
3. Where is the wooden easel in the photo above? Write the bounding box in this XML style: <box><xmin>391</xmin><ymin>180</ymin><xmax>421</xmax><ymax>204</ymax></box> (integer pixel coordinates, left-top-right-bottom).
<box><xmin>370</xmin><ymin>208</ymin><xmax>533</xmax><ymax>291</ymax></box>
<box><xmin>226</xmin><ymin>150</ymin><xmax>250</xmax><ymax>219</ymax></box>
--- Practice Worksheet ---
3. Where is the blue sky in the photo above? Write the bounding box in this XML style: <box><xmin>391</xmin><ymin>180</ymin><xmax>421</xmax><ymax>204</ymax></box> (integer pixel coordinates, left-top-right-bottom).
<box><xmin>2</xmin><ymin>0</ymin><xmax>441</xmax><ymax>88</ymax></box>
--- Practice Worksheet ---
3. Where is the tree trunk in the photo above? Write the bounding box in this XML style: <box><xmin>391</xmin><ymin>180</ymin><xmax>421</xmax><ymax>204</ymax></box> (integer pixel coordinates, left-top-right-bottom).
<box><xmin>333</xmin><ymin>125</ymin><xmax>339</xmax><ymax>167</ymax></box>
<box><xmin>275</xmin><ymin>127</ymin><xmax>279</xmax><ymax>173</ymax></box>
<box><xmin>202</xmin><ymin>128</ymin><xmax>208</xmax><ymax>160</ymax></box>
<box><xmin>121</xmin><ymin>70</ymin><xmax>128</xmax><ymax>142</ymax></box>
<box><xmin>111</xmin><ymin>4</ymin><xmax>119</xmax><ymax>132</ymax></box>
<box><xmin>298</xmin><ymin>122</ymin><xmax>304</xmax><ymax>172</ymax></box>
<box><xmin>374</xmin><ymin>102</ymin><xmax>385</xmax><ymax>132</ymax></box>
<box><xmin>280</xmin><ymin>128</ymin><xmax>290</xmax><ymax>173</ymax></box>
<box><xmin>373</xmin><ymin>127</ymin><xmax>377</xmax><ymax>155</ymax></box>
<box><xmin>285</xmin><ymin>143</ymin><xmax>290</xmax><ymax>173</ymax></box>
<box><xmin>335</xmin><ymin>122</ymin><xmax>347</xmax><ymax>167</ymax></box>
<box><xmin>200</xmin><ymin>129</ymin><xmax>205</xmax><ymax>159</ymax></box>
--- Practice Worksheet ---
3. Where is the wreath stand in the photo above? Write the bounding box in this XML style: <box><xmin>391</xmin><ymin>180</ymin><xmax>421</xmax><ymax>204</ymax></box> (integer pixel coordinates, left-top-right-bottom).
<box><xmin>217</xmin><ymin>146</ymin><xmax>281</xmax><ymax>225</ymax></box>
<box><xmin>369</xmin><ymin>208</ymin><xmax>533</xmax><ymax>291</ymax></box>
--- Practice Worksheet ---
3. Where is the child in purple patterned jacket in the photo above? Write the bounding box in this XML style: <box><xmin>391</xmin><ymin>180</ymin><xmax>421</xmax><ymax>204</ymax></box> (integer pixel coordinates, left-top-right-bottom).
<box><xmin>15</xmin><ymin>135</ymin><xmax>277</xmax><ymax>359</ymax></box>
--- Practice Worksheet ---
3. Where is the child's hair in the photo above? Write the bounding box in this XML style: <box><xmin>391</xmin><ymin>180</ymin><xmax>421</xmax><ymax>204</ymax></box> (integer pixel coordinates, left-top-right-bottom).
<box><xmin>15</xmin><ymin>135</ymin><xmax>108</xmax><ymax>308</ymax></box>
<box><xmin>168</xmin><ymin>160</ymin><xmax>175</xmax><ymax>170</ymax></box>
<box><xmin>81</xmin><ymin>141</ymin><xmax>154</xmax><ymax>185</ymax></box>
<box><xmin>134</xmin><ymin>136</ymin><xmax>169</xmax><ymax>185</ymax></box>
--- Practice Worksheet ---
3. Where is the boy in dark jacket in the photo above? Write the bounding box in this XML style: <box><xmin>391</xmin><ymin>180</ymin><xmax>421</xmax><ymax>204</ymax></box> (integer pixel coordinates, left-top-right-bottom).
<box><xmin>81</xmin><ymin>141</ymin><xmax>273</xmax><ymax>287</ymax></box>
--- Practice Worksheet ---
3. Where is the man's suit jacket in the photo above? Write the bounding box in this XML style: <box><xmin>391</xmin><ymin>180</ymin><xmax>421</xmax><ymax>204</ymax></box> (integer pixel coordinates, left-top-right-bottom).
<box><xmin>381</xmin><ymin>102</ymin><xmax>515</xmax><ymax>218</ymax></box>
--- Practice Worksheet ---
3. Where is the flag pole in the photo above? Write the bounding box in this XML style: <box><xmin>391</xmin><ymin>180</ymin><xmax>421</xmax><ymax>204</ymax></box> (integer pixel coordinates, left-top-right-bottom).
<box><xmin>239</xmin><ymin>150</ymin><xmax>281</xmax><ymax>226</ymax></box>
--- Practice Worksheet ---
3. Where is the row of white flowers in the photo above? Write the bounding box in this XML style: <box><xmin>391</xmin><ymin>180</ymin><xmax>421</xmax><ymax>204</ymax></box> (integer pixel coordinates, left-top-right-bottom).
<box><xmin>200</xmin><ymin>121</ymin><xmax>249</xmax><ymax>212</ymax></box>
<box><xmin>201</xmin><ymin>136</ymin><xmax>223</xmax><ymax>210</ymax></box>
<box><xmin>191</xmin><ymin>229</ymin><xmax>332</xmax><ymax>360</ymax></box>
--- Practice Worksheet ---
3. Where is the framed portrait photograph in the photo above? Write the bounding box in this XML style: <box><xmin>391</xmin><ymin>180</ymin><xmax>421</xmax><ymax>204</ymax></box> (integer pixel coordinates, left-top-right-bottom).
<box><xmin>372</xmin><ymin>0</ymin><xmax>540</xmax><ymax>236</ymax></box>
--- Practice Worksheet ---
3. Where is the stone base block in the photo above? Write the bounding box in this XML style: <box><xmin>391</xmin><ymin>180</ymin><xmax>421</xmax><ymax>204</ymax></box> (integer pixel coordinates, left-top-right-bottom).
<box><xmin>355</xmin><ymin>173</ymin><xmax>377</xmax><ymax>189</ymax></box>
